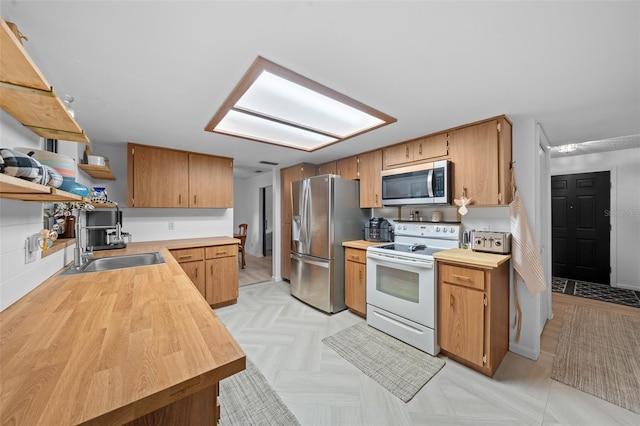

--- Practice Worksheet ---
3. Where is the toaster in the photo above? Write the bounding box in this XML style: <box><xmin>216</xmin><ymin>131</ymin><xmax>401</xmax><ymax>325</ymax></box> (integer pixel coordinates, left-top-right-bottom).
<box><xmin>471</xmin><ymin>231</ymin><xmax>511</xmax><ymax>254</ymax></box>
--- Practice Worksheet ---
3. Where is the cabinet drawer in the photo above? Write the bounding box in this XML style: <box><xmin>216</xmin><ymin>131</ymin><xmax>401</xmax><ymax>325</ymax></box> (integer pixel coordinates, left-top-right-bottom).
<box><xmin>170</xmin><ymin>247</ymin><xmax>204</xmax><ymax>263</ymax></box>
<box><xmin>345</xmin><ymin>248</ymin><xmax>366</xmax><ymax>264</ymax></box>
<box><xmin>205</xmin><ymin>244</ymin><xmax>238</xmax><ymax>259</ymax></box>
<box><xmin>440</xmin><ymin>264</ymin><xmax>485</xmax><ymax>290</ymax></box>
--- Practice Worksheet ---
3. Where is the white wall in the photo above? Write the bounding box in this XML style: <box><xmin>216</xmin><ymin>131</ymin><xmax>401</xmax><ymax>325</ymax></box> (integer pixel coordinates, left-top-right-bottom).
<box><xmin>233</xmin><ymin>171</ymin><xmax>275</xmax><ymax>258</ymax></box>
<box><xmin>95</xmin><ymin>143</ymin><xmax>234</xmax><ymax>242</ymax></box>
<box><xmin>0</xmin><ymin>113</ymin><xmax>82</xmax><ymax>311</ymax></box>
<box><xmin>551</xmin><ymin>147</ymin><xmax>640</xmax><ymax>291</ymax></box>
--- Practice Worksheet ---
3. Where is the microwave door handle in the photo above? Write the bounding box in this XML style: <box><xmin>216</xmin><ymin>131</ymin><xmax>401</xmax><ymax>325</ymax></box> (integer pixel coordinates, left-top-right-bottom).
<box><xmin>427</xmin><ymin>169</ymin><xmax>434</xmax><ymax>198</ymax></box>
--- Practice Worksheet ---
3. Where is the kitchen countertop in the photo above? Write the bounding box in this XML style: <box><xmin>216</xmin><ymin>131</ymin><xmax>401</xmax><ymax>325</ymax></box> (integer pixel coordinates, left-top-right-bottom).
<box><xmin>342</xmin><ymin>240</ymin><xmax>386</xmax><ymax>250</ymax></box>
<box><xmin>433</xmin><ymin>248</ymin><xmax>511</xmax><ymax>268</ymax></box>
<box><xmin>0</xmin><ymin>236</ymin><xmax>245</xmax><ymax>425</ymax></box>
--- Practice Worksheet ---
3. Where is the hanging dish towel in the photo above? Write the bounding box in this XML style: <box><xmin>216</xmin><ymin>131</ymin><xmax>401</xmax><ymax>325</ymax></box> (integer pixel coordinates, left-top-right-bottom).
<box><xmin>510</xmin><ymin>189</ymin><xmax>547</xmax><ymax>296</ymax></box>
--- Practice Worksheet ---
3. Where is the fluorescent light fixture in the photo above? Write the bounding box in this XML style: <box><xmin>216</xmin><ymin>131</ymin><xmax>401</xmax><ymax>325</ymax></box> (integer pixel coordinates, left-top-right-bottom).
<box><xmin>205</xmin><ymin>56</ymin><xmax>396</xmax><ymax>151</ymax></box>
<box><xmin>557</xmin><ymin>144</ymin><xmax>578</xmax><ymax>153</ymax></box>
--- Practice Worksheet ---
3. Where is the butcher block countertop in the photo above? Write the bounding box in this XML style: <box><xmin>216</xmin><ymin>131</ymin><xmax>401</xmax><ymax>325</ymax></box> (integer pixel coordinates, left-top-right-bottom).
<box><xmin>342</xmin><ymin>240</ymin><xmax>384</xmax><ymax>250</ymax></box>
<box><xmin>433</xmin><ymin>248</ymin><xmax>511</xmax><ymax>268</ymax></box>
<box><xmin>0</xmin><ymin>237</ymin><xmax>245</xmax><ymax>425</ymax></box>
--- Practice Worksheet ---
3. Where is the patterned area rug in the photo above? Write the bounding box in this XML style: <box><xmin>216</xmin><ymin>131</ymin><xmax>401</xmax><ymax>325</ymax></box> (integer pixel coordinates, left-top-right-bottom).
<box><xmin>322</xmin><ymin>321</ymin><xmax>445</xmax><ymax>402</ymax></box>
<box><xmin>219</xmin><ymin>358</ymin><xmax>300</xmax><ymax>425</ymax></box>
<box><xmin>552</xmin><ymin>277</ymin><xmax>640</xmax><ymax>308</ymax></box>
<box><xmin>551</xmin><ymin>305</ymin><xmax>640</xmax><ymax>414</ymax></box>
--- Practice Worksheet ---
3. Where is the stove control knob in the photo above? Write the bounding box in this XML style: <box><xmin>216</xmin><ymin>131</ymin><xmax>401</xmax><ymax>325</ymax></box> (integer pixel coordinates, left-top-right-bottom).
<box><xmin>435</xmin><ymin>226</ymin><xmax>441</xmax><ymax>232</ymax></box>
<box><xmin>449</xmin><ymin>227</ymin><xmax>456</xmax><ymax>233</ymax></box>
<box><xmin>403</xmin><ymin>225</ymin><xmax>407</xmax><ymax>230</ymax></box>
<box><xmin>442</xmin><ymin>228</ymin><xmax>448</xmax><ymax>233</ymax></box>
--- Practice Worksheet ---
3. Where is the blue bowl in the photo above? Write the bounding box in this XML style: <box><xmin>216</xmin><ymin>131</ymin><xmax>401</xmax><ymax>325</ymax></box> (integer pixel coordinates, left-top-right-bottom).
<box><xmin>69</xmin><ymin>182</ymin><xmax>90</xmax><ymax>197</ymax></box>
<box><xmin>58</xmin><ymin>177</ymin><xmax>76</xmax><ymax>192</ymax></box>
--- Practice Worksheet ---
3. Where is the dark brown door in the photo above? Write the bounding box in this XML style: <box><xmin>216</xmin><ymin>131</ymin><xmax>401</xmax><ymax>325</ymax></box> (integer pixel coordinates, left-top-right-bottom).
<box><xmin>551</xmin><ymin>172</ymin><xmax>610</xmax><ymax>284</ymax></box>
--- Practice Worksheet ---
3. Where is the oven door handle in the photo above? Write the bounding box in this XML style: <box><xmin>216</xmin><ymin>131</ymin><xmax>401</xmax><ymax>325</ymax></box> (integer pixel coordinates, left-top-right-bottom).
<box><xmin>366</xmin><ymin>252</ymin><xmax>434</xmax><ymax>269</ymax></box>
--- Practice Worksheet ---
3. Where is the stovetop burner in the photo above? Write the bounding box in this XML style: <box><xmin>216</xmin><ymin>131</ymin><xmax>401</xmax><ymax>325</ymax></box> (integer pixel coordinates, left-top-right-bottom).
<box><xmin>376</xmin><ymin>243</ymin><xmax>444</xmax><ymax>257</ymax></box>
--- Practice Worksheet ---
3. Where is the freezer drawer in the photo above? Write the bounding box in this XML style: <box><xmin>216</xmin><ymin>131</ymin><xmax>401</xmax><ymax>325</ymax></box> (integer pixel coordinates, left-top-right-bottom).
<box><xmin>290</xmin><ymin>252</ymin><xmax>344</xmax><ymax>313</ymax></box>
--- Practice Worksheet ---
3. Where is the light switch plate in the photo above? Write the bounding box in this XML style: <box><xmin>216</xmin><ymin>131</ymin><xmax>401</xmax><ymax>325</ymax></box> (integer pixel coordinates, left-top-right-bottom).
<box><xmin>25</xmin><ymin>236</ymin><xmax>38</xmax><ymax>264</ymax></box>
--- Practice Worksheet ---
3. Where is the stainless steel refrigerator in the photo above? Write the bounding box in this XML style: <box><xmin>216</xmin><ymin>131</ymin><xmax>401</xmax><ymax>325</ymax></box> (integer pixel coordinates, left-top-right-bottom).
<box><xmin>290</xmin><ymin>175</ymin><xmax>369</xmax><ymax>313</ymax></box>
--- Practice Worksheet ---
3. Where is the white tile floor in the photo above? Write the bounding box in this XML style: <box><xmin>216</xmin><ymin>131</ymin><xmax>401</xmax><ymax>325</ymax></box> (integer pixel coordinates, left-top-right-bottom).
<box><xmin>215</xmin><ymin>281</ymin><xmax>640</xmax><ymax>425</ymax></box>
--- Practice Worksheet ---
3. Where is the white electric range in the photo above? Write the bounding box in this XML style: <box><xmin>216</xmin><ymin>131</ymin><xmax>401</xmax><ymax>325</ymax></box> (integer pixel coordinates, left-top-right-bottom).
<box><xmin>366</xmin><ymin>222</ymin><xmax>461</xmax><ymax>355</ymax></box>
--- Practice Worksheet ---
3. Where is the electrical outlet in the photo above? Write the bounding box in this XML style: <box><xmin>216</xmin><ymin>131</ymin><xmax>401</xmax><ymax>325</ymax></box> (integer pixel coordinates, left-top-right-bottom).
<box><xmin>25</xmin><ymin>236</ymin><xmax>37</xmax><ymax>264</ymax></box>
<box><xmin>168</xmin><ymin>221</ymin><xmax>175</xmax><ymax>231</ymax></box>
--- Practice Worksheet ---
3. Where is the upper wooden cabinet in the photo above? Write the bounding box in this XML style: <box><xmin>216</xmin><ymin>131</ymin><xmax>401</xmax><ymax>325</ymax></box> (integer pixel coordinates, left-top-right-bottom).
<box><xmin>189</xmin><ymin>153</ymin><xmax>233</xmax><ymax>208</ymax></box>
<box><xmin>448</xmin><ymin>117</ymin><xmax>512</xmax><ymax>205</ymax></box>
<box><xmin>316</xmin><ymin>161</ymin><xmax>337</xmax><ymax>176</ymax></box>
<box><xmin>358</xmin><ymin>150</ymin><xmax>383</xmax><ymax>208</ymax></box>
<box><xmin>127</xmin><ymin>143</ymin><xmax>233</xmax><ymax>208</ymax></box>
<box><xmin>336</xmin><ymin>155</ymin><xmax>359</xmax><ymax>180</ymax></box>
<box><xmin>383</xmin><ymin>132</ymin><xmax>449</xmax><ymax>169</ymax></box>
<box><xmin>0</xmin><ymin>19</ymin><xmax>89</xmax><ymax>143</ymax></box>
<box><xmin>414</xmin><ymin>132</ymin><xmax>448</xmax><ymax>162</ymax></box>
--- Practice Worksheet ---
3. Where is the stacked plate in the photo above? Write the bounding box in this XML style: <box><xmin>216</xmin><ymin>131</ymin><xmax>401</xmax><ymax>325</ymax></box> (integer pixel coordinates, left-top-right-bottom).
<box><xmin>14</xmin><ymin>148</ymin><xmax>88</xmax><ymax>196</ymax></box>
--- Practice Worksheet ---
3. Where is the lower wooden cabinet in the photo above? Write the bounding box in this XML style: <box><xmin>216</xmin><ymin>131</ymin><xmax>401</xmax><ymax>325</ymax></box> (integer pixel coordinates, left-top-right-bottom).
<box><xmin>344</xmin><ymin>247</ymin><xmax>367</xmax><ymax>317</ymax></box>
<box><xmin>171</xmin><ymin>244</ymin><xmax>238</xmax><ymax>307</ymax></box>
<box><xmin>437</xmin><ymin>260</ymin><xmax>510</xmax><ymax>377</ymax></box>
<box><xmin>205</xmin><ymin>244</ymin><xmax>239</xmax><ymax>307</ymax></box>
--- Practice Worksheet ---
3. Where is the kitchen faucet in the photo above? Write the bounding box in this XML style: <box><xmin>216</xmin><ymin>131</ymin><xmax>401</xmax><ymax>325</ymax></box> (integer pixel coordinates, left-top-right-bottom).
<box><xmin>73</xmin><ymin>220</ymin><xmax>93</xmax><ymax>268</ymax></box>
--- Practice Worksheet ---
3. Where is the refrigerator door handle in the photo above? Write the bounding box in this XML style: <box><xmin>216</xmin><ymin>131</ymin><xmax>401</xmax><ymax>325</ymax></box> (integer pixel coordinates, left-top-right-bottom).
<box><xmin>290</xmin><ymin>252</ymin><xmax>329</xmax><ymax>269</ymax></box>
<box><xmin>292</xmin><ymin>215</ymin><xmax>301</xmax><ymax>242</ymax></box>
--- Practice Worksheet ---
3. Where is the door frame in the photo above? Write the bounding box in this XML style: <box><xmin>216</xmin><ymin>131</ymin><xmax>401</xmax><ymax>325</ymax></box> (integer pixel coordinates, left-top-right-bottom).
<box><xmin>259</xmin><ymin>185</ymin><xmax>273</xmax><ymax>257</ymax></box>
<box><xmin>536</xmin><ymin>124</ymin><xmax>553</xmax><ymax>325</ymax></box>
<box><xmin>550</xmin><ymin>166</ymin><xmax>617</xmax><ymax>287</ymax></box>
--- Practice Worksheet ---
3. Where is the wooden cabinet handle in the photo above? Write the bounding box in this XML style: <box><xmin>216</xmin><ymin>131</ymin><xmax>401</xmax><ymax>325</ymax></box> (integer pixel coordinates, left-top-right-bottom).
<box><xmin>179</xmin><ymin>194</ymin><xmax>182</xmax><ymax>205</ymax></box>
<box><xmin>418</xmin><ymin>143</ymin><xmax>422</xmax><ymax>155</ymax></box>
<box><xmin>350</xmin><ymin>255</ymin><xmax>359</xmax><ymax>260</ymax></box>
<box><xmin>450</xmin><ymin>294</ymin><xmax>454</xmax><ymax>307</ymax></box>
<box><xmin>193</xmin><ymin>195</ymin><xmax>197</xmax><ymax>205</ymax></box>
<box><xmin>179</xmin><ymin>255</ymin><xmax>193</xmax><ymax>260</ymax></box>
<box><xmin>216</xmin><ymin>251</ymin><xmax>227</xmax><ymax>256</ymax></box>
<box><xmin>359</xmin><ymin>270</ymin><xmax>363</xmax><ymax>282</ymax></box>
<box><xmin>195</xmin><ymin>268</ymin><xmax>198</xmax><ymax>280</ymax></box>
<box><xmin>452</xmin><ymin>274</ymin><xmax>470</xmax><ymax>280</ymax></box>
<box><xmin>405</xmin><ymin>146</ymin><xmax>409</xmax><ymax>158</ymax></box>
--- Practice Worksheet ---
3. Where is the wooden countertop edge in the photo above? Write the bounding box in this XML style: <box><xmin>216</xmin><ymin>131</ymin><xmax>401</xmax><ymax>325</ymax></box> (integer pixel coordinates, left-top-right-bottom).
<box><xmin>433</xmin><ymin>248</ymin><xmax>511</xmax><ymax>268</ymax></box>
<box><xmin>85</xmin><ymin>357</ymin><xmax>246</xmax><ymax>425</ymax></box>
<box><xmin>342</xmin><ymin>240</ymin><xmax>384</xmax><ymax>249</ymax></box>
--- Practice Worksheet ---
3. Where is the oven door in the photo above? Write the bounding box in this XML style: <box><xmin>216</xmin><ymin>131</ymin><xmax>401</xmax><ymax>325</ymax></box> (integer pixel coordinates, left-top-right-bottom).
<box><xmin>366</xmin><ymin>250</ymin><xmax>436</xmax><ymax>328</ymax></box>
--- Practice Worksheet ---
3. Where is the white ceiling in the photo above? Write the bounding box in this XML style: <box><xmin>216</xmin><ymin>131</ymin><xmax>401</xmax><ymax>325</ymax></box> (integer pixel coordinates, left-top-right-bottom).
<box><xmin>2</xmin><ymin>1</ymin><xmax>639</xmax><ymax>178</ymax></box>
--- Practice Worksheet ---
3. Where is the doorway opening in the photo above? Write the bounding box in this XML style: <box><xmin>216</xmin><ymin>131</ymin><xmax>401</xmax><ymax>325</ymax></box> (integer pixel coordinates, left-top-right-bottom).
<box><xmin>551</xmin><ymin>171</ymin><xmax>611</xmax><ymax>285</ymax></box>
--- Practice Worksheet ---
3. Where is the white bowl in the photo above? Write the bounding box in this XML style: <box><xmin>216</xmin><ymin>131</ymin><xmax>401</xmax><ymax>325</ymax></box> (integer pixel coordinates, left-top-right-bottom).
<box><xmin>87</xmin><ymin>155</ymin><xmax>105</xmax><ymax>166</ymax></box>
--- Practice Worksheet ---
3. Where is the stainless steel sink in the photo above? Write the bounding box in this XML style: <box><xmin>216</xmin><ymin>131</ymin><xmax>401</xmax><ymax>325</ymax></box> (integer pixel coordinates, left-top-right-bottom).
<box><xmin>61</xmin><ymin>252</ymin><xmax>165</xmax><ymax>275</ymax></box>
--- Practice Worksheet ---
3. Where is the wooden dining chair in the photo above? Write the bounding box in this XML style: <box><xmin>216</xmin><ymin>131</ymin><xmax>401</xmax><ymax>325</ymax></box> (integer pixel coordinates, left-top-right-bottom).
<box><xmin>237</xmin><ymin>223</ymin><xmax>248</xmax><ymax>269</ymax></box>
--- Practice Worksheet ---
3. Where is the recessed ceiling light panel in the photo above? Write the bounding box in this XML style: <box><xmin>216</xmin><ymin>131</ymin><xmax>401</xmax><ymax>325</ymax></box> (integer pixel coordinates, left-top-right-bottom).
<box><xmin>205</xmin><ymin>56</ymin><xmax>395</xmax><ymax>151</ymax></box>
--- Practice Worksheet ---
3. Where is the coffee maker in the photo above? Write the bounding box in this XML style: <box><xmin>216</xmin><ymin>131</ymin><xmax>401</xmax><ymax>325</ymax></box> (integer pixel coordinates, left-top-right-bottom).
<box><xmin>86</xmin><ymin>208</ymin><xmax>131</xmax><ymax>251</ymax></box>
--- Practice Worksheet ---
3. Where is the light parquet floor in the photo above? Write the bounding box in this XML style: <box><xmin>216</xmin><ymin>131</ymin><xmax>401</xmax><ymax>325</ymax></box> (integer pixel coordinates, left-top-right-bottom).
<box><xmin>238</xmin><ymin>253</ymin><xmax>273</xmax><ymax>287</ymax></box>
<box><xmin>215</xmin><ymin>282</ymin><xmax>640</xmax><ymax>425</ymax></box>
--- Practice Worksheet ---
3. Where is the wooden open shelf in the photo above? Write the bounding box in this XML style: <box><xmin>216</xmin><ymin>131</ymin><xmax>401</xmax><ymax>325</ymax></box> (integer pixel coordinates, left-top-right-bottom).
<box><xmin>0</xmin><ymin>18</ymin><xmax>89</xmax><ymax>143</ymax></box>
<box><xmin>78</xmin><ymin>163</ymin><xmax>116</xmax><ymax>180</ymax></box>
<box><xmin>0</xmin><ymin>174</ymin><xmax>86</xmax><ymax>202</ymax></box>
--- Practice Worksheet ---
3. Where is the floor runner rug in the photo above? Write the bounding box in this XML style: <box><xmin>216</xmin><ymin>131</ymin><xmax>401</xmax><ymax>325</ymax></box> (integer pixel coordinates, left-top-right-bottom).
<box><xmin>323</xmin><ymin>321</ymin><xmax>445</xmax><ymax>402</ymax></box>
<box><xmin>219</xmin><ymin>357</ymin><xmax>300</xmax><ymax>425</ymax></box>
<box><xmin>551</xmin><ymin>305</ymin><xmax>640</xmax><ymax>414</ymax></box>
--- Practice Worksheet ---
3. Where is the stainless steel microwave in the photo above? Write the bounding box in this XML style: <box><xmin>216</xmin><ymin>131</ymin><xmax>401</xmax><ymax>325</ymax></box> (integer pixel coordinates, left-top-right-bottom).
<box><xmin>381</xmin><ymin>160</ymin><xmax>451</xmax><ymax>205</ymax></box>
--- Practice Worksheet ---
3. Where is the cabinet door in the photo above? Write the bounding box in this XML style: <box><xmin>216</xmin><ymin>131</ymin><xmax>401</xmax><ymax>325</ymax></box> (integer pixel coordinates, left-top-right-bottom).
<box><xmin>449</xmin><ymin>120</ymin><xmax>500</xmax><ymax>205</ymax></box>
<box><xmin>281</xmin><ymin>223</ymin><xmax>291</xmax><ymax>280</ymax></box>
<box><xmin>345</xmin><ymin>259</ymin><xmax>366</xmax><ymax>316</ymax></box>
<box><xmin>336</xmin><ymin>156</ymin><xmax>358</xmax><ymax>180</ymax></box>
<box><xmin>129</xmin><ymin>144</ymin><xmax>189</xmax><ymax>207</ymax></box>
<box><xmin>414</xmin><ymin>132</ymin><xmax>448</xmax><ymax>161</ymax></box>
<box><xmin>383</xmin><ymin>142</ymin><xmax>413</xmax><ymax>169</ymax></box>
<box><xmin>189</xmin><ymin>153</ymin><xmax>233</xmax><ymax>207</ymax></box>
<box><xmin>179</xmin><ymin>260</ymin><xmax>206</xmax><ymax>297</ymax></box>
<box><xmin>358</xmin><ymin>150</ymin><xmax>382</xmax><ymax>208</ymax></box>
<box><xmin>205</xmin><ymin>256</ymin><xmax>238</xmax><ymax>305</ymax></box>
<box><xmin>439</xmin><ymin>282</ymin><xmax>485</xmax><ymax>366</ymax></box>
<box><xmin>316</xmin><ymin>161</ymin><xmax>336</xmax><ymax>175</ymax></box>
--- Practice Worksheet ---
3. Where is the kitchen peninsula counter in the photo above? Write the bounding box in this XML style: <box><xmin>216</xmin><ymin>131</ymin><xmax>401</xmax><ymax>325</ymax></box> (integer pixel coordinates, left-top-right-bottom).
<box><xmin>0</xmin><ymin>237</ymin><xmax>244</xmax><ymax>425</ymax></box>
